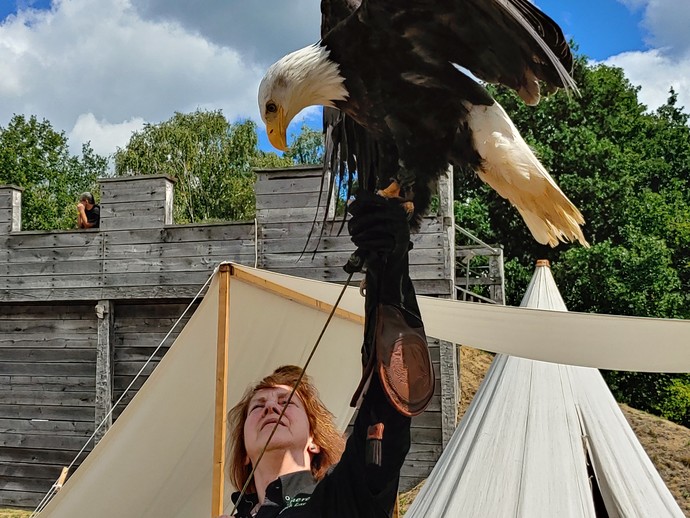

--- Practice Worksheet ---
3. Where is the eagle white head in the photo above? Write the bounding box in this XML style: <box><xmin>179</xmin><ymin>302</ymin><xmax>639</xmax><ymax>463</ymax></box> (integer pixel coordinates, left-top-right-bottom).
<box><xmin>258</xmin><ymin>44</ymin><xmax>348</xmax><ymax>151</ymax></box>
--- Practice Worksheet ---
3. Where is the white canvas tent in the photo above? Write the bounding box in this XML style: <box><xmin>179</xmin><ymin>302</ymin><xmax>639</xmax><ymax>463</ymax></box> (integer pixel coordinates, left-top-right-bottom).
<box><xmin>406</xmin><ymin>261</ymin><xmax>686</xmax><ymax>517</ymax></box>
<box><xmin>37</xmin><ymin>262</ymin><xmax>690</xmax><ymax>517</ymax></box>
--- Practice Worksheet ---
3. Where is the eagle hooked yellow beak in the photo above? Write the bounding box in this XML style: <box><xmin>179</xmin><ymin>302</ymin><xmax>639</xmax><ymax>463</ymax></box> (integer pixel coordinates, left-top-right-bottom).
<box><xmin>263</xmin><ymin>101</ymin><xmax>288</xmax><ymax>151</ymax></box>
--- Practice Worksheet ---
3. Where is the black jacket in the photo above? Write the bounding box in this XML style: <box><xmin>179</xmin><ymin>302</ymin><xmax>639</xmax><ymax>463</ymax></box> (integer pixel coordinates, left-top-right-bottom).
<box><xmin>232</xmin><ymin>375</ymin><xmax>411</xmax><ymax>517</ymax></box>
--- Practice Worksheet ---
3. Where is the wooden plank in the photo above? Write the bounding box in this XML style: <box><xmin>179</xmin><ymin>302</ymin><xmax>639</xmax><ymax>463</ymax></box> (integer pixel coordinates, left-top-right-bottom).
<box><xmin>0</xmin><ymin>446</ymin><xmax>89</xmax><ymax>465</ymax></box>
<box><xmin>0</xmin><ymin>278</ymin><xmax>448</xmax><ymax>303</ymax></box>
<box><xmin>0</xmin><ymin>391</ymin><xmax>95</xmax><ymax>406</ymax></box>
<box><xmin>100</xmin><ymin>201</ymin><xmax>167</xmax><ymax>218</ymax></box>
<box><xmin>0</xmin><ymin>320</ymin><xmax>96</xmax><ymax>335</ymax></box>
<box><xmin>0</xmin><ymin>433</ymin><xmax>88</xmax><ymax>451</ymax></box>
<box><xmin>0</xmin><ymin>461</ymin><xmax>69</xmax><ymax>480</ymax></box>
<box><xmin>0</xmin><ymin>336</ymin><xmax>94</xmax><ymax>349</ymax></box>
<box><xmin>255</xmin><ymin>175</ymin><xmax>327</xmax><ymax>195</ymax></box>
<box><xmin>0</xmin><ymin>363</ymin><xmax>96</xmax><ymax>376</ymax></box>
<box><xmin>256</xmin><ymin>207</ymin><xmax>328</xmax><ymax>223</ymax></box>
<box><xmin>0</xmin><ymin>419</ymin><xmax>93</xmax><ymax>435</ymax></box>
<box><xmin>100</xmin><ymin>187</ymin><xmax>168</xmax><ymax>203</ymax></box>
<box><xmin>104</xmin><ymin>223</ymin><xmax>255</xmax><ymax>245</ymax></box>
<box><xmin>2</xmin><ymin>259</ymin><xmax>103</xmax><ymax>276</ymax></box>
<box><xmin>260</xmin><ymin>249</ymin><xmax>443</xmax><ymax>269</ymax></box>
<box><xmin>114</xmin><ymin>302</ymin><xmax>192</xmax><ymax>318</ymax></box>
<box><xmin>409</xmin><ymin>426</ymin><xmax>443</xmax><ymax>445</ymax></box>
<box><xmin>266</xmin><ymin>264</ymin><xmax>445</xmax><ymax>282</ymax></box>
<box><xmin>0</xmin><ymin>404</ymin><xmax>94</xmax><ymax>422</ymax></box>
<box><xmin>400</xmin><ymin>460</ymin><xmax>437</xmax><ymax>479</ymax></box>
<box><xmin>410</xmin><ymin>410</ymin><xmax>442</xmax><ymax>429</ymax></box>
<box><xmin>114</xmin><ymin>347</ymin><xmax>168</xmax><ymax>361</ymax></box>
<box><xmin>0</xmin><ymin>376</ymin><xmax>95</xmax><ymax>390</ymax></box>
<box><xmin>112</xmin><ymin>361</ymin><xmax>159</xmax><ymax>376</ymax></box>
<box><xmin>0</xmin><ymin>305</ymin><xmax>95</xmax><ymax>319</ymax></box>
<box><xmin>100</xmin><ymin>178</ymin><xmax>171</xmax><ymax>195</ymax></box>
<box><xmin>259</xmin><ymin>234</ymin><xmax>444</xmax><ymax>253</ymax></box>
<box><xmin>101</xmin><ymin>270</ymin><xmax>214</xmax><ymax>288</ymax></box>
<box><xmin>0</xmin><ymin>348</ymin><xmax>96</xmax><ymax>362</ymax></box>
<box><xmin>99</xmin><ymin>214</ymin><xmax>166</xmax><ymax>230</ymax></box>
<box><xmin>4</xmin><ymin>245</ymin><xmax>103</xmax><ymax>262</ymax></box>
<box><xmin>5</xmin><ymin>232</ymin><xmax>103</xmax><ymax>250</ymax></box>
<box><xmin>407</xmin><ymin>442</ymin><xmax>443</xmax><ymax>459</ymax></box>
<box><xmin>113</xmin><ymin>317</ymin><xmax>191</xmax><ymax>333</ymax></box>
<box><xmin>0</xmin><ymin>489</ymin><xmax>48</xmax><ymax>509</ymax></box>
<box><xmin>0</xmin><ymin>274</ymin><xmax>103</xmax><ymax>289</ymax></box>
<box><xmin>103</xmin><ymin>240</ymin><xmax>253</xmax><ymax>259</ymax></box>
<box><xmin>102</xmin><ymin>256</ymin><xmax>223</xmax><ymax>274</ymax></box>
<box><xmin>256</xmin><ymin>191</ymin><xmax>330</xmax><ymax>210</ymax></box>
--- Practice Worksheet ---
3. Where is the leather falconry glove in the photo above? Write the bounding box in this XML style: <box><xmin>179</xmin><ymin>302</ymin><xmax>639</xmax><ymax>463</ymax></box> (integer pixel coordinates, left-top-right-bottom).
<box><xmin>346</xmin><ymin>191</ymin><xmax>435</xmax><ymax>418</ymax></box>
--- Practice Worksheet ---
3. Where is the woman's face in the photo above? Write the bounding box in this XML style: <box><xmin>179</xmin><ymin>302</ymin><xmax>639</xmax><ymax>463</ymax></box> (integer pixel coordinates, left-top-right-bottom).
<box><xmin>243</xmin><ymin>385</ymin><xmax>319</xmax><ymax>464</ymax></box>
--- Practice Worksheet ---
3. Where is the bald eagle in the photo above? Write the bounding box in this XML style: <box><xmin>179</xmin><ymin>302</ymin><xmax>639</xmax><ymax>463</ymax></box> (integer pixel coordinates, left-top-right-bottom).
<box><xmin>258</xmin><ymin>0</ymin><xmax>588</xmax><ymax>247</ymax></box>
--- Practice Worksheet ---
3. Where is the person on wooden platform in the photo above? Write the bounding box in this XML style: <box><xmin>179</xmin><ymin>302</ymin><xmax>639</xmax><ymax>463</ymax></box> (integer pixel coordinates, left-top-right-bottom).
<box><xmin>221</xmin><ymin>193</ymin><xmax>435</xmax><ymax>517</ymax></box>
<box><xmin>76</xmin><ymin>191</ymin><xmax>100</xmax><ymax>229</ymax></box>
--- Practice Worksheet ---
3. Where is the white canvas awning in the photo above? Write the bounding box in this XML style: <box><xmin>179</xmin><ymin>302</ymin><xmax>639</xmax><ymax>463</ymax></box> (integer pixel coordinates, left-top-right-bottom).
<box><xmin>405</xmin><ymin>262</ymin><xmax>685</xmax><ymax>517</ymax></box>
<box><xmin>39</xmin><ymin>264</ymin><xmax>365</xmax><ymax>517</ymax></box>
<box><xmin>37</xmin><ymin>262</ymin><xmax>690</xmax><ymax>517</ymax></box>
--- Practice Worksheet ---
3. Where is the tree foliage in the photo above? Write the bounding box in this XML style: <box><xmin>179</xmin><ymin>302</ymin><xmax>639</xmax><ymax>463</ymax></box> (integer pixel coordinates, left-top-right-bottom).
<box><xmin>284</xmin><ymin>124</ymin><xmax>324</xmax><ymax>165</ymax></box>
<box><xmin>453</xmin><ymin>53</ymin><xmax>690</xmax><ymax>425</ymax></box>
<box><xmin>114</xmin><ymin>110</ymin><xmax>292</xmax><ymax>223</ymax></box>
<box><xmin>0</xmin><ymin>115</ymin><xmax>107</xmax><ymax>230</ymax></box>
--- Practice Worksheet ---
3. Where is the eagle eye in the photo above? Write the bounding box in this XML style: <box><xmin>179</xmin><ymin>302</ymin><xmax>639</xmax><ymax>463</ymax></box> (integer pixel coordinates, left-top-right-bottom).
<box><xmin>266</xmin><ymin>102</ymin><xmax>278</xmax><ymax>114</ymax></box>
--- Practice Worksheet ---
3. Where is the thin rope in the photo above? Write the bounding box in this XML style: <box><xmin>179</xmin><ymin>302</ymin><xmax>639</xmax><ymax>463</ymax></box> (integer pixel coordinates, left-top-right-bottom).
<box><xmin>29</xmin><ymin>266</ymin><xmax>219</xmax><ymax>517</ymax></box>
<box><xmin>228</xmin><ymin>270</ymin><xmax>355</xmax><ymax>517</ymax></box>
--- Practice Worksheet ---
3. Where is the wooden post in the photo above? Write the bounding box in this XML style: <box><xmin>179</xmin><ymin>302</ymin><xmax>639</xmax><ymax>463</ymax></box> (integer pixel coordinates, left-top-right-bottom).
<box><xmin>212</xmin><ymin>264</ymin><xmax>232</xmax><ymax>517</ymax></box>
<box><xmin>437</xmin><ymin>167</ymin><xmax>459</xmax><ymax>444</ymax></box>
<box><xmin>488</xmin><ymin>247</ymin><xmax>506</xmax><ymax>305</ymax></box>
<box><xmin>95</xmin><ymin>300</ymin><xmax>114</xmax><ymax>443</ymax></box>
<box><xmin>0</xmin><ymin>185</ymin><xmax>23</xmax><ymax>234</ymax></box>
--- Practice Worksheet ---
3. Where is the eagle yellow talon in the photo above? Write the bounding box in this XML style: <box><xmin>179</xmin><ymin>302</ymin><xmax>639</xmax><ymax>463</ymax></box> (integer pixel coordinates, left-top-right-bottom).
<box><xmin>376</xmin><ymin>180</ymin><xmax>401</xmax><ymax>199</ymax></box>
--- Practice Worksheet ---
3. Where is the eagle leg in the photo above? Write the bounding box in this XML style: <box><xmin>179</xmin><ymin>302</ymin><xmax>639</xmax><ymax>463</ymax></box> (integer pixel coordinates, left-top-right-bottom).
<box><xmin>376</xmin><ymin>180</ymin><xmax>415</xmax><ymax>217</ymax></box>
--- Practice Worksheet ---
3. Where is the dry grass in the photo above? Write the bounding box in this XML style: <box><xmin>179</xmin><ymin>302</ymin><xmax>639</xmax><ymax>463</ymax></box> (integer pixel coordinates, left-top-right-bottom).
<box><xmin>399</xmin><ymin>346</ymin><xmax>690</xmax><ymax>515</ymax></box>
<box><xmin>0</xmin><ymin>510</ymin><xmax>31</xmax><ymax>518</ymax></box>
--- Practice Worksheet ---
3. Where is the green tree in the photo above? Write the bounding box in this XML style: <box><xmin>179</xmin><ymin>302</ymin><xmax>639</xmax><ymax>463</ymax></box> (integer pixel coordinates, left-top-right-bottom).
<box><xmin>0</xmin><ymin>114</ymin><xmax>107</xmax><ymax>230</ymax></box>
<box><xmin>453</xmin><ymin>52</ymin><xmax>690</xmax><ymax>425</ymax></box>
<box><xmin>114</xmin><ymin>110</ymin><xmax>291</xmax><ymax>223</ymax></box>
<box><xmin>284</xmin><ymin>124</ymin><xmax>324</xmax><ymax>165</ymax></box>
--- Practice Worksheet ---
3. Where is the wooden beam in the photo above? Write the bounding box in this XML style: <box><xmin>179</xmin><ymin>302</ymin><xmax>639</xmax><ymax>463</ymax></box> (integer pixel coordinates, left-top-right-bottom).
<box><xmin>95</xmin><ymin>300</ymin><xmax>114</xmax><ymax>443</ymax></box>
<box><xmin>230</xmin><ymin>266</ymin><xmax>364</xmax><ymax>326</ymax></box>
<box><xmin>212</xmin><ymin>264</ymin><xmax>232</xmax><ymax>517</ymax></box>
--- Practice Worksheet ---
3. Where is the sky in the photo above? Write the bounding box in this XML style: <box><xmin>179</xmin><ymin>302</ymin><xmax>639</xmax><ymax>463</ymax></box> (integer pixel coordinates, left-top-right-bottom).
<box><xmin>0</xmin><ymin>0</ymin><xmax>688</xmax><ymax>161</ymax></box>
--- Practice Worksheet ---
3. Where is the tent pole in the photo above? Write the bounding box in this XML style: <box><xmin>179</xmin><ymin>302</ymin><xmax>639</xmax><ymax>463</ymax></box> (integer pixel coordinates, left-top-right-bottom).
<box><xmin>212</xmin><ymin>264</ymin><xmax>232</xmax><ymax>517</ymax></box>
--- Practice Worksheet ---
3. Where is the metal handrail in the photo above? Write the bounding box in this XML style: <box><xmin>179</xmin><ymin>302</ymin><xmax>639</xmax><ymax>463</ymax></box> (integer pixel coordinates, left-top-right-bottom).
<box><xmin>454</xmin><ymin>224</ymin><xmax>500</xmax><ymax>253</ymax></box>
<box><xmin>455</xmin><ymin>285</ymin><xmax>498</xmax><ymax>304</ymax></box>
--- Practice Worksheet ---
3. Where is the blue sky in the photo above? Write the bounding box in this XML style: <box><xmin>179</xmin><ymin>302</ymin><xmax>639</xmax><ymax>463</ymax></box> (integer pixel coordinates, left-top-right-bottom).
<box><xmin>540</xmin><ymin>0</ymin><xmax>647</xmax><ymax>59</ymax></box>
<box><xmin>0</xmin><ymin>0</ymin><xmax>687</xmax><ymax>158</ymax></box>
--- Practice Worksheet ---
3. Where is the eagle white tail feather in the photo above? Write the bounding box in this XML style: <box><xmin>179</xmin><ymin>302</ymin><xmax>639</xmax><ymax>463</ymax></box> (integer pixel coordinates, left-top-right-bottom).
<box><xmin>466</xmin><ymin>101</ymin><xmax>588</xmax><ymax>247</ymax></box>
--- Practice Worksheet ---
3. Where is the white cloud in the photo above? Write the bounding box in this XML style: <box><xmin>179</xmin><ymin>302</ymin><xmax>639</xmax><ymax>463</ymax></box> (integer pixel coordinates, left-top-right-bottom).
<box><xmin>640</xmin><ymin>0</ymin><xmax>690</xmax><ymax>57</ymax></box>
<box><xmin>606</xmin><ymin>49</ymin><xmax>690</xmax><ymax>111</ymax></box>
<box><xmin>130</xmin><ymin>0</ymin><xmax>321</xmax><ymax>66</ymax></box>
<box><xmin>0</xmin><ymin>0</ymin><xmax>286</xmax><ymax>161</ymax></box>
<box><xmin>609</xmin><ymin>0</ymin><xmax>690</xmax><ymax>112</ymax></box>
<box><xmin>68</xmin><ymin>113</ymin><xmax>144</xmax><ymax>157</ymax></box>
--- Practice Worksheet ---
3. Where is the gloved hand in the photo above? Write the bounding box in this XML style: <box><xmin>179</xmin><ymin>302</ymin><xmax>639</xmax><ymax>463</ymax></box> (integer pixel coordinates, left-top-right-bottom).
<box><xmin>346</xmin><ymin>191</ymin><xmax>434</xmax><ymax>418</ymax></box>
<box><xmin>346</xmin><ymin>191</ymin><xmax>415</xmax><ymax>311</ymax></box>
<box><xmin>347</xmin><ymin>191</ymin><xmax>410</xmax><ymax>264</ymax></box>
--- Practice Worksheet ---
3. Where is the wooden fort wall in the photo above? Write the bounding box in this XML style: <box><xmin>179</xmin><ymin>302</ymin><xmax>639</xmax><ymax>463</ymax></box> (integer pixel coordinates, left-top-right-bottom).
<box><xmin>0</xmin><ymin>165</ymin><xmax>457</xmax><ymax>507</ymax></box>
